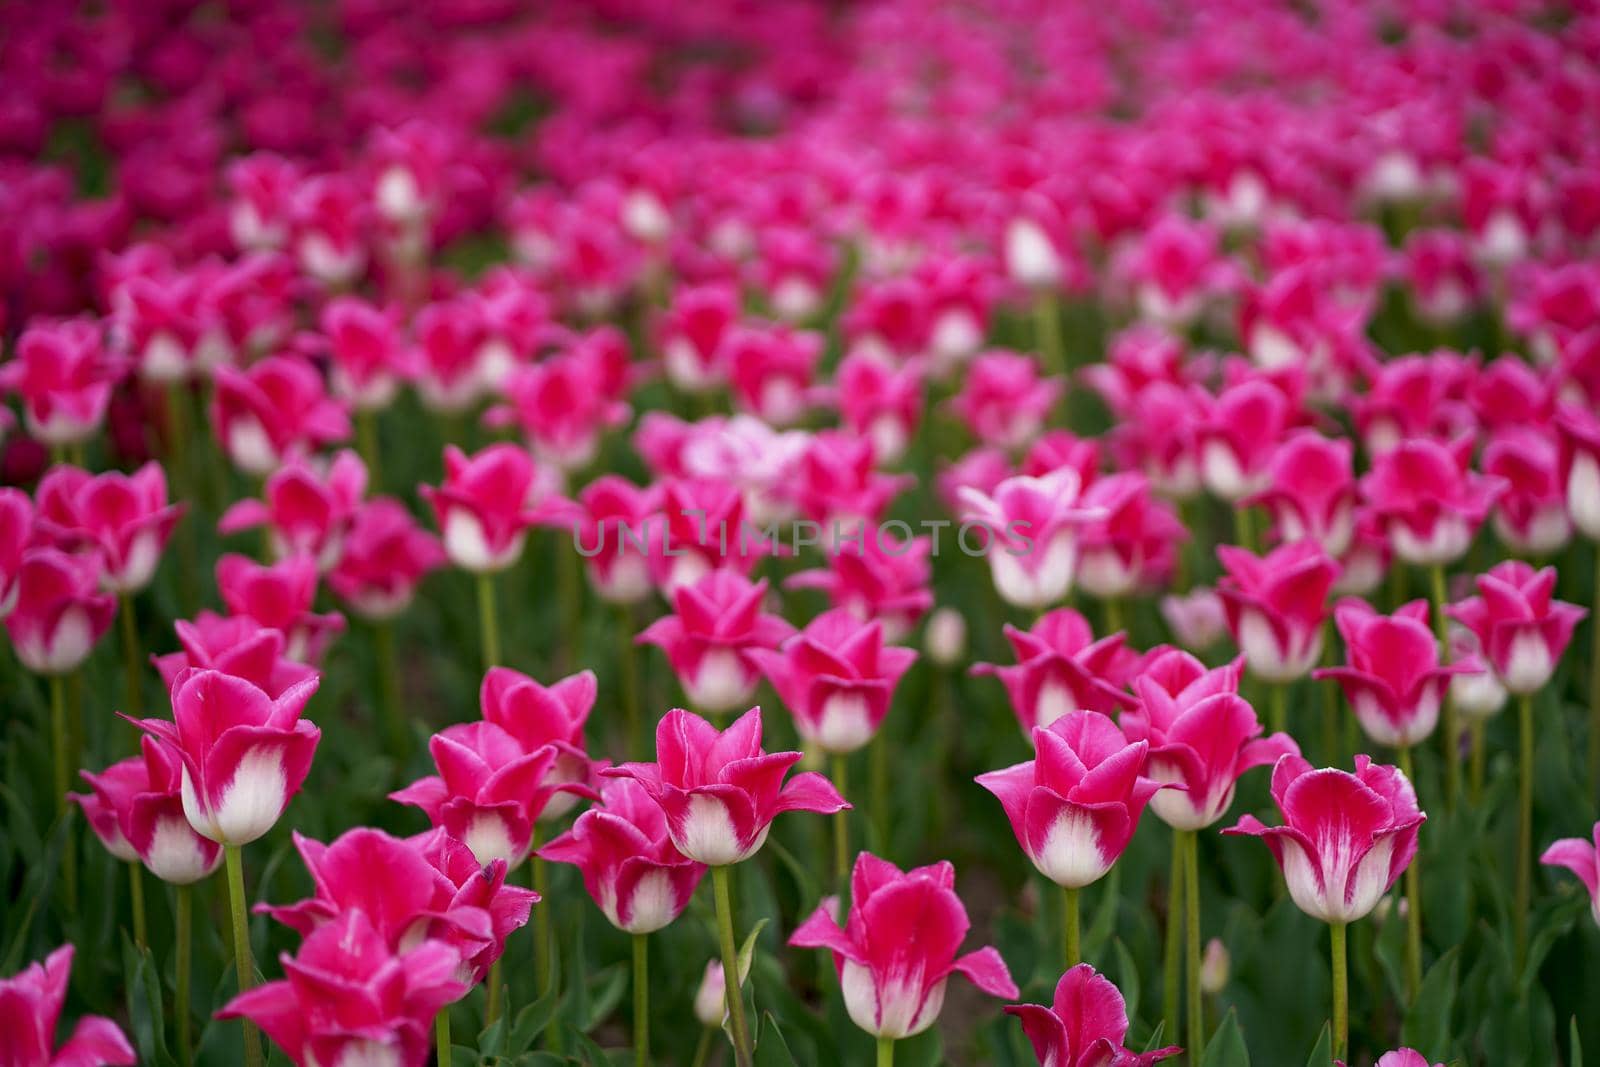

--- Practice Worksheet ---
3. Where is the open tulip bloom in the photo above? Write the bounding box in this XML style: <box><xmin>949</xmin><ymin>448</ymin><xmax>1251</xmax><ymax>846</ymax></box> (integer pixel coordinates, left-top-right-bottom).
<box><xmin>0</xmin><ymin>945</ymin><xmax>135</xmax><ymax>1067</ymax></box>
<box><xmin>1007</xmin><ymin>963</ymin><xmax>1180</xmax><ymax>1067</ymax></box>
<box><xmin>1541</xmin><ymin>821</ymin><xmax>1600</xmax><ymax>929</ymax></box>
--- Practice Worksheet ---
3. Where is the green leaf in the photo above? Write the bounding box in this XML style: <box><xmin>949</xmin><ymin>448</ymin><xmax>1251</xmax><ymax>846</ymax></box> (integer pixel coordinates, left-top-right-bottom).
<box><xmin>1142</xmin><ymin>1022</ymin><xmax>1169</xmax><ymax>1055</ymax></box>
<box><xmin>737</xmin><ymin>917</ymin><xmax>771</xmax><ymax>986</ymax></box>
<box><xmin>2</xmin><ymin>811</ymin><xmax>69</xmax><ymax>972</ymax></box>
<box><xmin>1304</xmin><ymin>1022</ymin><xmax>1331</xmax><ymax>1067</ymax></box>
<box><xmin>754</xmin><ymin>1013</ymin><xmax>799</xmax><ymax>1067</ymax></box>
<box><xmin>581</xmin><ymin>963</ymin><xmax>628</xmax><ymax>1033</ymax></box>
<box><xmin>1572</xmin><ymin>1016</ymin><xmax>1583</xmax><ymax>1067</ymax></box>
<box><xmin>1402</xmin><ymin>947</ymin><xmax>1460</xmax><ymax>1055</ymax></box>
<box><xmin>508</xmin><ymin>991</ymin><xmax>562</xmax><ymax>1053</ymax></box>
<box><xmin>122</xmin><ymin>935</ymin><xmax>174</xmax><ymax>1067</ymax></box>
<box><xmin>478</xmin><ymin>1014</ymin><xmax>508</xmax><ymax>1058</ymax></box>
<box><xmin>1112</xmin><ymin>938</ymin><xmax>1141</xmax><ymax>1026</ymax></box>
<box><xmin>1200</xmin><ymin>1009</ymin><xmax>1250</xmax><ymax>1067</ymax></box>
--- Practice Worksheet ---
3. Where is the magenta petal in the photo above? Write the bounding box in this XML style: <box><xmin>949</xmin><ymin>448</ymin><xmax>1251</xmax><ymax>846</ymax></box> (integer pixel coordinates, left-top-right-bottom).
<box><xmin>773</xmin><ymin>771</ymin><xmax>849</xmax><ymax>815</ymax></box>
<box><xmin>949</xmin><ymin>946</ymin><xmax>1018</xmax><ymax>999</ymax></box>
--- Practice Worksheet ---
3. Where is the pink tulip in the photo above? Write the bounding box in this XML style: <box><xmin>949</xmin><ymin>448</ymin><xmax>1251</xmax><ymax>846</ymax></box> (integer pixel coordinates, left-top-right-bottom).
<box><xmin>1022</xmin><ymin>430</ymin><xmax>1101</xmax><ymax>485</ymax></box>
<box><xmin>1483</xmin><ymin>428</ymin><xmax>1571</xmax><ymax>557</ymax></box>
<box><xmin>491</xmin><ymin>351</ymin><xmax>631</xmax><ymax>471</ymax></box>
<box><xmin>153</xmin><ymin>613</ymin><xmax>319</xmax><ymax>698</ymax></box>
<box><xmin>212</xmin><ymin>356</ymin><xmax>350</xmax><ymax>476</ymax></box>
<box><xmin>974</xmin><ymin>609</ymin><xmax>1137</xmax><ymax>735</ymax></box>
<box><xmin>319</xmin><ymin>297</ymin><xmax>412</xmax><ymax>411</ymax></box>
<box><xmin>0</xmin><ymin>945</ymin><xmax>135</xmax><ymax>1067</ymax></box>
<box><xmin>1122</xmin><ymin>650</ymin><xmax>1298</xmax><ymax>830</ymax></box>
<box><xmin>127</xmin><ymin>668</ymin><xmax>321</xmax><ymax>846</ymax></box>
<box><xmin>1224</xmin><ymin>754</ymin><xmax>1424</xmax><ymax>923</ymax></box>
<box><xmin>1332</xmin><ymin>508</ymin><xmax>1392</xmax><ymax>598</ymax></box>
<box><xmin>411</xmin><ymin>298</ymin><xmax>490</xmax><ymax>414</ymax></box>
<box><xmin>833</xmin><ymin>350</ymin><xmax>923</xmax><ymax>464</ymax></box>
<box><xmin>789</xmin><ymin>853</ymin><xmax>1017</xmax><ymax>1039</ymax></box>
<box><xmin>751</xmin><ymin>608</ymin><xmax>917</xmax><ymax>754</ymax></box>
<box><xmin>658</xmin><ymin>283</ymin><xmax>739</xmax><ymax>392</ymax></box>
<box><xmin>0</xmin><ymin>319</ymin><xmax>119</xmax><ymax>446</ymax></box>
<box><xmin>1007</xmin><ymin>963</ymin><xmax>1181</xmax><ymax>1067</ymax></box>
<box><xmin>1541</xmin><ymin>822</ymin><xmax>1600</xmax><ymax>928</ymax></box>
<box><xmin>793</xmin><ymin>431</ymin><xmax>912</xmax><ymax>528</ymax></box>
<box><xmin>1445</xmin><ymin>561</ymin><xmax>1586</xmax><ymax>695</ymax></box>
<box><xmin>73</xmin><ymin>737</ymin><xmax>224</xmax><ymax>884</ymax></box>
<box><xmin>1359</xmin><ymin>436</ymin><xmax>1502</xmax><ymax>566</ymax></box>
<box><xmin>1351</xmin><ymin>353</ymin><xmax>1475</xmax><ymax>457</ymax></box>
<box><xmin>227</xmin><ymin>153</ymin><xmax>301</xmax><ymax>253</ymax></box>
<box><xmin>216</xmin><ymin>553</ymin><xmax>345</xmax><ymax>664</ymax></box>
<box><xmin>1358</xmin><ymin>1052</ymin><xmax>1446</xmax><ymax>1067</ymax></box>
<box><xmin>1247</xmin><ymin>432</ymin><xmax>1357</xmax><ymax>556</ymax></box>
<box><xmin>1216</xmin><ymin>540</ymin><xmax>1340</xmax><ymax>683</ymax></box>
<box><xmin>219</xmin><ymin>451</ymin><xmax>367</xmax><ymax>572</ymax></box>
<box><xmin>327</xmin><ymin>498</ymin><xmax>446</xmax><ymax>621</ymax></box>
<box><xmin>976</xmin><ymin>710</ymin><xmax>1163</xmax><ymax>888</ymax></box>
<box><xmin>259</xmin><ymin>827</ymin><xmax>535</xmax><ymax>984</ymax></box>
<box><xmin>1081</xmin><ymin>326</ymin><xmax>1194</xmax><ymax>421</ymax></box>
<box><xmin>218</xmin><ymin>909</ymin><xmax>466</xmax><ymax>1067</ymax></box>
<box><xmin>638</xmin><ymin>571</ymin><xmax>795</xmax><ymax>715</ymax></box>
<box><xmin>292</xmin><ymin>174</ymin><xmax>369</xmax><ymax>287</ymax></box>
<box><xmin>1557</xmin><ymin>405</ymin><xmax>1600</xmax><ymax>540</ymax></box>
<box><xmin>1314</xmin><ymin>599</ymin><xmax>1477</xmax><ymax>747</ymax></box>
<box><xmin>33</xmin><ymin>462</ymin><xmax>183</xmax><ymax>594</ymax></box>
<box><xmin>421</xmin><ymin>443</ymin><xmax>567</xmax><ymax>574</ymax></box>
<box><xmin>949</xmin><ymin>350</ymin><xmax>1062</xmax><ymax>451</ymax></box>
<box><xmin>0</xmin><ymin>487</ymin><xmax>35</xmax><ymax>618</ymax></box>
<box><xmin>538</xmin><ymin>777</ymin><xmax>706</xmax><ymax>934</ymax></box>
<box><xmin>4</xmin><ymin>547</ymin><xmax>115</xmax><ymax>675</ymax></box>
<box><xmin>958</xmin><ymin>469</ymin><xmax>1103</xmax><ymax>610</ymax></box>
<box><xmin>725</xmin><ymin>323</ymin><xmax>824</xmax><ymax>427</ymax></box>
<box><xmin>570</xmin><ymin>475</ymin><xmax>658</xmax><ymax>604</ymax></box>
<box><xmin>603</xmin><ymin>706</ymin><xmax>848</xmax><ymax>866</ymax></box>
<box><xmin>1075</xmin><ymin>472</ymin><xmax>1187</xmax><ymax>598</ymax></box>
<box><xmin>643</xmin><ymin>478</ymin><xmax>767</xmax><ymax>595</ymax></box>
<box><xmin>1159</xmin><ymin>587</ymin><xmax>1229</xmax><ymax>652</ymax></box>
<box><xmin>1199</xmin><ymin>377</ymin><xmax>1292</xmax><ymax>501</ymax></box>
<box><xmin>785</xmin><ymin>533</ymin><xmax>933</xmax><ymax>644</ymax></box>
<box><xmin>479</xmin><ymin>666</ymin><xmax>598</xmax><ymax>822</ymax></box>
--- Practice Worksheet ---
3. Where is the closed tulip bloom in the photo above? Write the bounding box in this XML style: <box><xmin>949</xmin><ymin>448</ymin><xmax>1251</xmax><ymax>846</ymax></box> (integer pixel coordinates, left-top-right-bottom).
<box><xmin>34</xmin><ymin>462</ymin><xmax>184</xmax><ymax>593</ymax></box>
<box><xmin>785</xmin><ymin>533</ymin><xmax>933</xmax><ymax>644</ymax></box>
<box><xmin>1224</xmin><ymin>754</ymin><xmax>1425</xmax><ymax>923</ymax></box>
<box><xmin>0</xmin><ymin>945</ymin><xmax>135</xmax><ymax>1067</ymax></box>
<box><xmin>638</xmin><ymin>571</ymin><xmax>795</xmax><ymax>715</ymax></box>
<box><xmin>219</xmin><ymin>451</ymin><xmax>367</xmax><ymax>572</ymax></box>
<box><xmin>658</xmin><ymin>283</ymin><xmax>738</xmax><ymax>393</ymax></box>
<box><xmin>1556</xmin><ymin>405</ymin><xmax>1600</xmax><ymax>540</ymax></box>
<box><xmin>259</xmin><ymin>828</ymin><xmax>535</xmax><ymax>984</ymax></box>
<box><xmin>725</xmin><ymin>323</ymin><xmax>824</xmax><ymax>427</ymax></box>
<box><xmin>320</xmin><ymin>296</ymin><xmax>412</xmax><ymax>411</ymax></box>
<box><xmin>479</xmin><ymin>666</ymin><xmax>599</xmax><ymax>822</ymax></box>
<box><xmin>972</xmin><ymin>609</ymin><xmax>1137</xmax><ymax>735</ymax></box>
<box><xmin>153</xmin><ymin>613</ymin><xmax>319</xmax><ymax>698</ymax></box>
<box><xmin>1007</xmin><ymin>963</ymin><xmax>1181</xmax><ymax>1067</ymax></box>
<box><xmin>603</xmin><ymin>707</ymin><xmax>848</xmax><ymax>867</ymax></box>
<box><xmin>0</xmin><ymin>319</ymin><xmax>119</xmax><ymax>446</ymax></box>
<box><xmin>694</xmin><ymin>960</ymin><xmax>730</xmax><ymax>1027</ymax></box>
<box><xmin>5</xmin><ymin>547</ymin><xmax>116</xmax><ymax>675</ymax></box>
<box><xmin>1159</xmin><ymin>586</ymin><xmax>1229</xmax><ymax>652</ymax></box>
<box><xmin>491</xmin><ymin>351</ymin><xmax>631</xmax><ymax>471</ymax></box>
<box><xmin>1483</xmin><ymin>428</ymin><xmax>1571</xmax><ymax>556</ymax></box>
<box><xmin>790</xmin><ymin>854</ymin><xmax>1017</xmax><ymax>1040</ymax></box>
<box><xmin>976</xmin><ymin>710</ymin><xmax>1164</xmax><ymax>889</ymax></box>
<box><xmin>1075</xmin><ymin>472</ymin><xmax>1187</xmax><ymax>598</ymax></box>
<box><xmin>127</xmin><ymin>668</ymin><xmax>322</xmax><ymax>847</ymax></box>
<box><xmin>0</xmin><ymin>487</ymin><xmax>35</xmax><ymax>618</ymax></box>
<box><xmin>958</xmin><ymin>469</ymin><xmax>1104</xmax><ymax>610</ymax></box>
<box><xmin>218</xmin><ymin>909</ymin><xmax>467</xmax><ymax>1067</ymax></box>
<box><xmin>1122</xmin><ymin>650</ymin><xmax>1298</xmax><ymax>830</ymax></box>
<box><xmin>1446</xmin><ymin>561</ymin><xmax>1586</xmax><ymax>694</ymax></box>
<box><xmin>1247</xmin><ymin>431</ymin><xmax>1357</xmax><ymax>556</ymax></box>
<box><xmin>1345</xmin><ymin>1052</ymin><xmax>1445</xmax><ymax>1067</ymax></box>
<box><xmin>949</xmin><ymin>350</ymin><xmax>1063</xmax><ymax>452</ymax></box>
<box><xmin>1359</xmin><ymin>436</ymin><xmax>1502</xmax><ymax>566</ymax></box>
<box><xmin>1216</xmin><ymin>540</ymin><xmax>1339</xmax><ymax>683</ymax></box>
<box><xmin>73</xmin><ymin>737</ymin><xmax>224</xmax><ymax>884</ymax></box>
<box><xmin>751</xmin><ymin>608</ymin><xmax>918</xmax><ymax>754</ymax></box>
<box><xmin>833</xmin><ymin>349</ymin><xmax>923</xmax><ymax>464</ymax></box>
<box><xmin>211</xmin><ymin>356</ymin><xmax>350</xmax><ymax>476</ymax></box>
<box><xmin>327</xmin><ymin>498</ymin><xmax>446</xmax><ymax>621</ymax></box>
<box><xmin>1314</xmin><ymin>599</ymin><xmax>1479</xmax><ymax>747</ymax></box>
<box><xmin>539</xmin><ymin>777</ymin><xmax>706</xmax><ymax>934</ymax></box>
<box><xmin>1540</xmin><ymin>822</ymin><xmax>1600</xmax><ymax>928</ymax></box>
<box><xmin>421</xmin><ymin>443</ymin><xmax>567</xmax><ymax>574</ymax></box>
<box><xmin>216</xmin><ymin>553</ymin><xmax>345</xmax><ymax>664</ymax></box>
<box><xmin>1199</xmin><ymin>377</ymin><xmax>1291</xmax><ymax>502</ymax></box>
<box><xmin>1449</xmin><ymin>627</ymin><xmax>1508</xmax><ymax>723</ymax></box>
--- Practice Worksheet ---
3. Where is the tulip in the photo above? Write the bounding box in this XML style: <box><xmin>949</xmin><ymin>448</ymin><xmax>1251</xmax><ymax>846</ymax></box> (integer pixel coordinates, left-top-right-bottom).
<box><xmin>1557</xmin><ymin>405</ymin><xmax>1600</xmax><ymax>790</ymax></box>
<box><xmin>637</xmin><ymin>571</ymin><xmax>795</xmax><ymax>716</ymax></box>
<box><xmin>793</xmin><ymin>431</ymin><xmax>912</xmax><ymax>529</ymax></box>
<box><xmin>5</xmin><ymin>547</ymin><xmax>115</xmax><ymax>677</ymax></box>
<box><xmin>1449</xmin><ymin>560</ymin><xmax>1586</xmax><ymax>964</ymax></box>
<box><xmin>1215</xmin><ymin>541</ymin><xmax>1339</xmax><ymax>730</ymax></box>
<box><xmin>658</xmin><ymin>283</ymin><xmax>739</xmax><ymax>393</ymax></box>
<box><xmin>1359</xmin><ymin>435</ymin><xmax>1501</xmax><ymax>567</ymax></box>
<box><xmin>319</xmin><ymin>296</ymin><xmax>412</xmax><ymax>411</ymax></box>
<box><xmin>1224</xmin><ymin>754</ymin><xmax>1424</xmax><ymax>1058</ymax></box>
<box><xmin>725</xmin><ymin>322</ymin><xmax>824</xmax><ymax>427</ymax></box>
<box><xmin>1075</xmin><ymin>472</ymin><xmax>1187</xmax><ymax>601</ymax></box>
<box><xmin>422</xmin><ymin>443</ymin><xmax>567</xmax><ymax>576</ymax></box>
<box><xmin>211</xmin><ymin>356</ymin><xmax>350</xmax><ymax>475</ymax></box>
<box><xmin>1541</xmin><ymin>822</ymin><xmax>1600</xmax><ymax>929</ymax></box>
<box><xmin>153</xmin><ymin>613</ymin><xmax>319</xmax><ymax>698</ymax></box>
<box><xmin>1350</xmin><ymin>353</ymin><xmax>1475</xmax><ymax>457</ymax></box>
<box><xmin>785</xmin><ymin>532</ymin><xmax>933</xmax><ymax>644</ymax></box>
<box><xmin>479</xmin><ymin>666</ymin><xmax>599</xmax><ymax>823</ymax></box>
<box><xmin>1159</xmin><ymin>586</ymin><xmax>1229</xmax><ymax>652</ymax></box>
<box><xmin>74</xmin><ymin>737</ymin><xmax>224</xmax><ymax>886</ymax></box>
<box><xmin>218</xmin><ymin>450</ymin><xmax>367</xmax><ymax>572</ymax></box>
<box><xmin>948</xmin><ymin>350</ymin><xmax>1063</xmax><ymax>452</ymax></box>
<box><xmin>491</xmin><ymin>349</ymin><xmax>632</xmax><ymax>471</ymax></box>
<box><xmin>0</xmin><ymin>945</ymin><xmax>135</xmax><ymax>1067</ymax></box>
<box><xmin>976</xmin><ymin>710</ymin><xmax>1163</xmax><ymax>964</ymax></box>
<box><xmin>924</xmin><ymin>607</ymin><xmax>967</xmax><ymax>667</ymax></box>
<box><xmin>789</xmin><ymin>853</ymin><xmax>1017</xmax><ymax>1060</ymax></box>
<box><xmin>571</xmin><ymin>475</ymin><xmax>659</xmax><ymax>605</ymax></box>
<box><xmin>1247</xmin><ymin>431</ymin><xmax>1357</xmax><ymax>556</ymax></box>
<box><xmin>218</xmin><ymin>909</ymin><xmax>468</xmax><ymax>1067</ymax></box>
<box><xmin>0</xmin><ymin>487</ymin><xmax>35</xmax><ymax>619</ymax></box>
<box><xmin>0</xmin><ymin>319</ymin><xmax>119</xmax><ymax>446</ymax></box>
<box><xmin>1198</xmin><ymin>376</ymin><xmax>1291</xmax><ymax>503</ymax></box>
<box><xmin>1483</xmin><ymin>427</ymin><xmax>1571</xmax><ymax>557</ymax></box>
<box><xmin>972</xmin><ymin>608</ymin><xmax>1138</xmax><ymax>736</ymax></box>
<box><xmin>606</xmin><ymin>707</ymin><xmax>846</xmax><ymax>1067</ymax></box>
<box><xmin>643</xmin><ymin>478</ymin><xmax>767</xmax><ymax>595</ymax></box>
<box><xmin>216</xmin><ymin>553</ymin><xmax>345</xmax><ymax>665</ymax></box>
<box><xmin>292</xmin><ymin>174</ymin><xmax>368</xmax><ymax>287</ymax></box>
<box><xmin>1200</xmin><ymin>939</ymin><xmax>1230</xmax><ymax>995</ymax></box>
<box><xmin>1358</xmin><ymin>1052</ymin><xmax>1446</xmax><ymax>1067</ymax></box>
<box><xmin>1007</xmin><ymin>963</ymin><xmax>1181</xmax><ymax>1067</ymax></box>
<box><xmin>327</xmin><ymin>498</ymin><xmax>446</xmax><ymax>621</ymax></box>
<box><xmin>958</xmin><ymin>469</ymin><xmax>1103</xmax><ymax>610</ymax></box>
<box><xmin>411</xmin><ymin>297</ymin><xmax>490</xmax><ymax>414</ymax></box>
<box><xmin>833</xmin><ymin>350</ymin><xmax>923</xmax><ymax>464</ymax></box>
<box><xmin>34</xmin><ymin>462</ymin><xmax>184</xmax><ymax>594</ymax></box>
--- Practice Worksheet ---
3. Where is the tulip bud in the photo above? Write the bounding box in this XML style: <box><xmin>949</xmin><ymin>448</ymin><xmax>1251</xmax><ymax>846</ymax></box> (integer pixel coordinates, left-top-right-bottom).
<box><xmin>924</xmin><ymin>607</ymin><xmax>966</xmax><ymax>667</ymax></box>
<box><xmin>1201</xmin><ymin>938</ymin><xmax>1230</xmax><ymax>995</ymax></box>
<box><xmin>694</xmin><ymin>961</ymin><xmax>726</xmax><ymax>1028</ymax></box>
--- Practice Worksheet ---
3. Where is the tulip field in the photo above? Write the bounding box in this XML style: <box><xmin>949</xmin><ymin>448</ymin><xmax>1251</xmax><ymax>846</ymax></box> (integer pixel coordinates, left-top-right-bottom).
<box><xmin>7</xmin><ymin>2</ymin><xmax>1600</xmax><ymax>1065</ymax></box>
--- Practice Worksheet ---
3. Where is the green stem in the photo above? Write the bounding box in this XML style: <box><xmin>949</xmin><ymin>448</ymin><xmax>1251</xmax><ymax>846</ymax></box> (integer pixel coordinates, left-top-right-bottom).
<box><xmin>486</xmin><ymin>957</ymin><xmax>502</xmax><ymax>1027</ymax></box>
<box><xmin>1589</xmin><ymin>539</ymin><xmax>1600</xmax><ymax>797</ymax></box>
<box><xmin>712</xmin><ymin>866</ymin><xmax>754</xmax><ymax>1067</ymax></box>
<box><xmin>175</xmin><ymin>884</ymin><xmax>192</xmax><ymax>1067</ymax></box>
<box><xmin>1033</xmin><ymin>291</ymin><xmax>1066</xmax><ymax>378</ymax></box>
<box><xmin>1428</xmin><ymin>564</ymin><xmax>1459</xmax><ymax>808</ymax></box>
<box><xmin>618</xmin><ymin>604</ymin><xmax>640</xmax><ymax>759</ymax></box>
<box><xmin>558</xmin><ymin>540</ymin><xmax>581</xmax><ymax>673</ymax></box>
<box><xmin>1469</xmin><ymin>720</ymin><xmax>1486</xmax><ymax>805</ymax></box>
<box><xmin>1183</xmin><ymin>831</ymin><xmax>1203</xmax><ymax>1058</ymax></box>
<box><xmin>1163</xmin><ymin>832</ymin><xmax>1183</xmax><ymax>1049</ymax></box>
<box><xmin>1396</xmin><ymin>744</ymin><xmax>1422</xmax><ymax>1001</ymax></box>
<box><xmin>534</xmin><ymin>832</ymin><xmax>553</xmax><ymax>1005</ymax></box>
<box><xmin>224</xmin><ymin>845</ymin><xmax>263</xmax><ymax>1067</ymax></box>
<box><xmin>877</xmin><ymin>1036</ymin><xmax>895</xmax><ymax>1067</ymax></box>
<box><xmin>1320</xmin><ymin>621</ymin><xmax>1340</xmax><ymax>764</ymax></box>
<box><xmin>356</xmin><ymin>408</ymin><xmax>382</xmax><ymax>492</ymax></box>
<box><xmin>1330</xmin><ymin>921</ymin><xmax>1348</xmax><ymax>1061</ymax></box>
<box><xmin>633</xmin><ymin>933</ymin><xmax>650</xmax><ymax>1067</ymax></box>
<box><xmin>870</xmin><ymin>731</ymin><xmax>888</xmax><ymax>848</ymax></box>
<box><xmin>49</xmin><ymin>674</ymin><xmax>76</xmax><ymax>907</ymax></box>
<box><xmin>1103</xmin><ymin>596</ymin><xmax>1124</xmax><ymax>637</ymax></box>
<box><xmin>372</xmin><ymin>621</ymin><xmax>406</xmax><ymax>759</ymax></box>
<box><xmin>1233</xmin><ymin>505</ymin><xmax>1255</xmax><ymax>555</ymax></box>
<box><xmin>165</xmin><ymin>385</ymin><xmax>198</xmax><ymax>614</ymax></box>
<box><xmin>1269</xmin><ymin>682</ymin><xmax>1286</xmax><ymax>737</ymax></box>
<box><xmin>831</xmin><ymin>752</ymin><xmax>850</xmax><ymax>894</ymax></box>
<box><xmin>118</xmin><ymin>594</ymin><xmax>144</xmax><ymax>720</ymax></box>
<box><xmin>1516</xmin><ymin>691</ymin><xmax>1534</xmax><ymax>971</ymax></box>
<box><xmin>690</xmin><ymin>1027</ymin><xmax>713</xmax><ymax>1067</ymax></box>
<box><xmin>1063</xmin><ymin>884</ymin><xmax>1081</xmax><ymax>969</ymax></box>
<box><xmin>477</xmin><ymin>572</ymin><xmax>501</xmax><ymax>670</ymax></box>
<box><xmin>128</xmin><ymin>861</ymin><xmax>147</xmax><ymax>949</ymax></box>
<box><xmin>436</xmin><ymin>1008</ymin><xmax>452</xmax><ymax>1067</ymax></box>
